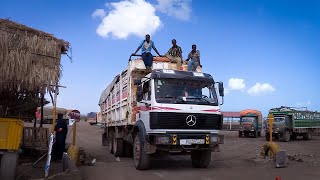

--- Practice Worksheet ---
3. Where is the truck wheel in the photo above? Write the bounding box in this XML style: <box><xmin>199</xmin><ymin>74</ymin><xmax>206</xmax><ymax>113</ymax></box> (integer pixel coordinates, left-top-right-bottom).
<box><xmin>238</xmin><ymin>131</ymin><xmax>242</xmax><ymax>137</ymax></box>
<box><xmin>133</xmin><ymin>134</ymin><xmax>150</xmax><ymax>170</ymax></box>
<box><xmin>282</xmin><ymin>130</ymin><xmax>290</xmax><ymax>142</ymax></box>
<box><xmin>191</xmin><ymin>149</ymin><xmax>211</xmax><ymax>168</ymax></box>
<box><xmin>113</xmin><ymin>135</ymin><xmax>124</xmax><ymax>157</ymax></box>
<box><xmin>109</xmin><ymin>131</ymin><xmax>114</xmax><ymax>154</ymax></box>
<box><xmin>265</xmin><ymin>133</ymin><xmax>270</xmax><ymax>141</ymax></box>
<box><xmin>124</xmin><ymin>141</ymin><xmax>133</xmax><ymax>157</ymax></box>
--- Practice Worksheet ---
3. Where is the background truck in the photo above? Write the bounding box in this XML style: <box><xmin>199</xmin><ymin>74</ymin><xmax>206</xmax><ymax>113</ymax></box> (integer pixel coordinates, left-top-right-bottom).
<box><xmin>99</xmin><ymin>56</ymin><xmax>225</xmax><ymax>170</ymax></box>
<box><xmin>87</xmin><ymin>112</ymin><xmax>97</xmax><ymax>125</ymax></box>
<box><xmin>239</xmin><ymin>109</ymin><xmax>262</xmax><ymax>138</ymax></box>
<box><xmin>265</xmin><ymin>106</ymin><xmax>320</xmax><ymax>142</ymax></box>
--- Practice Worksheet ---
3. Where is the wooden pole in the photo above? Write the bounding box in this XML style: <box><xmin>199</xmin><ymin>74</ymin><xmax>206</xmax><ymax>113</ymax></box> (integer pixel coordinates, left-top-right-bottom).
<box><xmin>72</xmin><ymin>121</ymin><xmax>76</xmax><ymax>146</ymax></box>
<box><xmin>50</xmin><ymin>88</ymin><xmax>58</xmax><ymax>133</ymax></box>
<box><xmin>40</xmin><ymin>93</ymin><xmax>44</xmax><ymax>128</ymax></box>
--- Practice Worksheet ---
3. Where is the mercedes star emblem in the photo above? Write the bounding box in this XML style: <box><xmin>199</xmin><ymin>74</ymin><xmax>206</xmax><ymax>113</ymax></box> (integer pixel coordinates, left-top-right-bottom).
<box><xmin>186</xmin><ymin>115</ymin><xmax>197</xmax><ymax>126</ymax></box>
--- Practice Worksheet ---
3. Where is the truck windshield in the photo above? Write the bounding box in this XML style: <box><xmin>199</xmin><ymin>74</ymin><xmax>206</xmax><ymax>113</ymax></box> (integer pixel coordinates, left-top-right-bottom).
<box><xmin>154</xmin><ymin>78</ymin><xmax>218</xmax><ymax>105</ymax></box>
<box><xmin>274</xmin><ymin>116</ymin><xmax>285</xmax><ymax>123</ymax></box>
<box><xmin>241</xmin><ymin>117</ymin><xmax>255</xmax><ymax>123</ymax></box>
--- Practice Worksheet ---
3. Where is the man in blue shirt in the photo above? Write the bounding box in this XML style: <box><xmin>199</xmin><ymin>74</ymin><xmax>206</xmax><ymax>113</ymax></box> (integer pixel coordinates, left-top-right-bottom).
<box><xmin>132</xmin><ymin>34</ymin><xmax>161</xmax><ymax>70</ymax></box>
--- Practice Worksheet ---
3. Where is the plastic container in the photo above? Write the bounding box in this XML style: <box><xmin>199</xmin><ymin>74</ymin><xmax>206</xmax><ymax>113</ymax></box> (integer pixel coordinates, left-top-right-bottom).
<box><xmin>0</xmin><ymin>118</ymin><xmax>24</xmax><ymax>150</ymax></box>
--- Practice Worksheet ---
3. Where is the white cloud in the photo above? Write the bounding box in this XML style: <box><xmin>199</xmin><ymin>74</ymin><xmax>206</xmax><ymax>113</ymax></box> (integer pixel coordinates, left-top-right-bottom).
<box><xmin>247</xmin><ymin>83</ymin><xmax>275</xmax><ymax>96</ymax></box>
<box><xmin>155</xmin><ymin>0</ymin><xmax>192</xmax><ymax>21</ymax></box>
<box><xmin>94</xmin><ymin>0</ymin><xmax>161</xmax><ymax>39</ymax></box>
<box><xmin>92</xmin><ymin>9</ymin><xmax>106</xmax><ymax>19</ymax></box>
<box><xmin>228</xmin><ymin>78</ymin><xmax>246</xmax><ymax>91</ymax></box>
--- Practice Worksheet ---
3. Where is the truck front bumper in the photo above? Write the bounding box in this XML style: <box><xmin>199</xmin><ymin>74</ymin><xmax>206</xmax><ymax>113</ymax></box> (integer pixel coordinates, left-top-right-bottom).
<box><xmin>145</xmin><ymin>133</ymin><xmax>224</xmax><ymax>153</ymax></box>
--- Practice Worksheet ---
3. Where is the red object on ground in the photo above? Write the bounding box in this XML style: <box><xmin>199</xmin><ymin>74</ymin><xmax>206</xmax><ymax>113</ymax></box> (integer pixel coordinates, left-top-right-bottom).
<box><xmin>276</xmin><ymin>176</ymin><xmax>281</xmax><ymax>180</ymax></box>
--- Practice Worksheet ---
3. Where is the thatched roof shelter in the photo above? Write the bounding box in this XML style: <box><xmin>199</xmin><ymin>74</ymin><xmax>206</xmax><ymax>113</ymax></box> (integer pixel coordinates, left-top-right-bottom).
<box><xmin>0</xmin><ymin>18</ymin><xmax>69</xmax><ymax>93</ymax></box>
<box><xmin>0</xmin><ymin>19</ymin><xmax>70</xmax><ymax>118</ymax></box>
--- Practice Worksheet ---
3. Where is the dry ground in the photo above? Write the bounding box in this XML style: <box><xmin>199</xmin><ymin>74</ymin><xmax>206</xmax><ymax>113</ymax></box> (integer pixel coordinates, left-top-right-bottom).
<box><xmin>17</xmin><ymin>122</ymin><xmax>320</xmax><ymax>180</ymax></box>
<box><xmin>76</xmin><ymin>122</ymin><xmax>320</xmax><ymax>180</ymax></box>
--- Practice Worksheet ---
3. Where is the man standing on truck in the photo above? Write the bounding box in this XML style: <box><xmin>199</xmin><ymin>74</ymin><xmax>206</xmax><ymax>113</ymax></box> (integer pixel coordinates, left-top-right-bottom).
<box><xmin>185</xmin><ymin>44</ymin><xmax>201</xmax><ymax>71</ymax></box>
<box><xmin>165</xmin><ymin>39</ymin><xmax>183</xmax><ymax>70</ymax></box>
<box><xmin>132</xmin><ymin>34</ymin><xmax>161</xmax><ymax>70</ymax></box>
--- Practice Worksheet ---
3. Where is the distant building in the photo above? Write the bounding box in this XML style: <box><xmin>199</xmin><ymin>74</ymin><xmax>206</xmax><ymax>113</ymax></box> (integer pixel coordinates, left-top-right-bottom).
<box><xmin>221</xmin><ymin>111</ymin><xmax>241</xmax><ymax>130</ymax></box>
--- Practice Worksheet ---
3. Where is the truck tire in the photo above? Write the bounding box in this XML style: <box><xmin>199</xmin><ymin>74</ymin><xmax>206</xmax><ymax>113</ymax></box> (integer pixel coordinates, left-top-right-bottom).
<box><xmin>282</xmin><ymin>130</ymin><xmax>290</xmax><ymax>142</ymax></box>
<box><xmin>191</xmin><ymin>149</ymin><xmax>211</xmax><ymax>168</ymax></box>
<box><xmin>109</xmin><ymin>131</ymin><xmax>114</xmax><ymax>154</ymax></box>
<box><xmin>238</xmin><ymin>131</ymin><xmax>242</xmax><ymax>137</ymax></box>
<box><xmin>124</xmin><ymin>141</ymin><xmax>133</xmax><ymax>157</ymax></box>
<box><xmin>113</xmin><ymin>135</ymin><xmax>124</xmax><ymax>157</ymax></box>
<box><xmin>265</xmin><ymin>133</ymin><xmax>270</xmax><ymax>141</ymax></box>
<box><xmin>133</xmin><ymin>134</ymin><xmax>150</xmax><ymax>170</ymax></box>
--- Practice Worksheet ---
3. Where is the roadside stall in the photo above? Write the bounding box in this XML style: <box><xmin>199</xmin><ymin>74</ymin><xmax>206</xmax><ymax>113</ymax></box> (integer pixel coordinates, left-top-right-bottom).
<box><xmin>0</xmin><ymin>18</ymin><xmax>69</xmax><ymax>180</ymax></box>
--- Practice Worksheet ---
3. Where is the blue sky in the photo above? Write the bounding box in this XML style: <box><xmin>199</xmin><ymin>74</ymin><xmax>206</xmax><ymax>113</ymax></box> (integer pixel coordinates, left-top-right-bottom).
<box><xmin>2</xmin><ymin>0</ymin><xmax>320</xmax><ymax>116</ymax></box>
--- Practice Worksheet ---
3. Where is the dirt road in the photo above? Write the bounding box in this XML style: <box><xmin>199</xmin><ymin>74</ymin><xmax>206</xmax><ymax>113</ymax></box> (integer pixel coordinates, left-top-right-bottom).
<box><xmin>73</xmin><ymin>122</ymin><xmax>320</xmax><ymax>180</ymax></box>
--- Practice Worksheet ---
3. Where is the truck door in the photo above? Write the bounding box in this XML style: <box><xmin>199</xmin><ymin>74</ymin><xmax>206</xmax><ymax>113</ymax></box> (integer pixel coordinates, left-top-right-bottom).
<box><xmin>138</xmin><ymin>81</ymin><xmax>151</xmax><ymax>124</ymax></box>
<box><xmin>286</xmin><ymin>115</ymin><xmax>293</xmax><ymax>129</ymax></box>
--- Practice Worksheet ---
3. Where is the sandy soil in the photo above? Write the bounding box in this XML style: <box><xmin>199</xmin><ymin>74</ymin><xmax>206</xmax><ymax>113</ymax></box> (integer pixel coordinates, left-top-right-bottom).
<box><xmin>16</xmin><ymin>122</ymin><xmax>320</xmax><ymax>180</ymax></box>
<box><xmin>75</xmin><ymin>122</ymin><xmax>320</xmax><ymax>180</ymax></box>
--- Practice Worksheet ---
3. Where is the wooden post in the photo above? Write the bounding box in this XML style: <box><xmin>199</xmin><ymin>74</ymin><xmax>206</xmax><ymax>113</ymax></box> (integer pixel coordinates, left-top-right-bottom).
<box><xmin>40</xmin><ymin>93</ymin><xmax>44</xmax><ymax>128</ymax></box>
<box><xmin>72</xmin><ymin>121</ymin><xmax>76</xmax><ymax>146</ymax></box>
<box><xmin>50</xmin><ymin>87</ymin><xmax>58</xmax><ymax>133</ymax></box>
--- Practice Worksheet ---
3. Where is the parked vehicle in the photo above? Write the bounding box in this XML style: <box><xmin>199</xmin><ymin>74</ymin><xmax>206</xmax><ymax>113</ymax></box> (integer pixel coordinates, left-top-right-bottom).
<box><xmin>87</xmin><ymin>112</ymin><xmax>97</xmax><ymax>125</ymax></box>
<box><xmin>266</xmin><ymin>106</ymin><xmax>320</xmax><ymax>142</ymax></box>
<box><xmin>239</xmin><ymin>109</ymin><xmax>262</xmax><ymax>138</ymax></box>
<box><xmin>99</xmin><ymin>56</ymin><xmax>225</xmax><ymax>170</ymax></box>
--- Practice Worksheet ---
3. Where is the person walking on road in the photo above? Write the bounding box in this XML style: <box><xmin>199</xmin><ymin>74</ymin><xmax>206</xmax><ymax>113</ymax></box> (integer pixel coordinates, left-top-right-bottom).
<box><xmin>52</xmin><ymin>113</ymin><xmax>68</xmax><ymax>160</ymax></box>
<box><xmin>132</xmin><ymin>34</ymin><xmax>161</xmax><ymax>70</ymax></box>
<box><xmin>165</xmin><ymin>39</ymin><xmax>183</xmax><ymax>70</ymax></box>
<box><xmin>185</xmin><ymin>44</ymin><xmax>201</xmax><ymax>71</ymax></box>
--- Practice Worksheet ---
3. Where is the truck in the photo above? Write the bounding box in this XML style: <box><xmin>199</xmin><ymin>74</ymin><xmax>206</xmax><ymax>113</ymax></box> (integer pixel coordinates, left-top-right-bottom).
<box><xmin>99</xmin><ymin>56</ymin><xmax>225</xmax><ymax>170</ymax></box>
<box><xmin>239</xmin><ymin>109</ymin><xmax>262</xmax><ymax>138</ymax></box>
<box><xmin>265</xmin><ymin>106</ymin><xmax>320</xmax><ymax>142</ymax></box>
<box><xmin>87</xmin><ymin>112</ymin><xmax>97</xmax><ymax>125</ymax></box>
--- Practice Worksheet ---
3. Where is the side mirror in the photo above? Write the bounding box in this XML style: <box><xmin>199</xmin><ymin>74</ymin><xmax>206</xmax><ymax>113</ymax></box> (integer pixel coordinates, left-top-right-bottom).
<box><xmin>218</xmin><ymin>82</ymin><xmax>224</xmax><ymax>97</ymax></box>
<box><xmin>134</xmin><ymin>79</ymin><xmax>141</xmax><ymax>85</ymax></box>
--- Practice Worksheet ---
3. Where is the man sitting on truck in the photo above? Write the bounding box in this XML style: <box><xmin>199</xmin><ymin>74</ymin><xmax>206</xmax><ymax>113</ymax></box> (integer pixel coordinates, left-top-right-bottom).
<box><xmin>132</xmin><ymin>34</ymin><xmax>161</xmax><ymax>70</ymax></box>
<box><xmin>185</xmin><ymin>44</ymin><xmax>201</xmax><ymax>71</ymax></box>
<box><xmin>165</xmin><ymin>39</ymin><xmax>183</xmax><ymax>70</ymax></box>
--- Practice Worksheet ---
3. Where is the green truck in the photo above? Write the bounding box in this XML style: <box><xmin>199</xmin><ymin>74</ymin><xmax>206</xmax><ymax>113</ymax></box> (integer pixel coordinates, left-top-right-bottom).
<box><xmin>266</xmin><ymin>106</ymin><xmax>320</xmax><ymax>142</ymax></box>
<box><xmin>239</xmin><ymin>109</ymin><xmax>262</xmax><ymax>138</ymax></box>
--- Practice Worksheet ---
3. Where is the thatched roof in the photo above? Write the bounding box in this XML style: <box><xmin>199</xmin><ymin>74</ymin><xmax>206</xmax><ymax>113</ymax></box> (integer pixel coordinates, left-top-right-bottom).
<box><xmin>0</xmin><ymin>18</ymin><xmax>70</xmax><ymax>93</ymax></box>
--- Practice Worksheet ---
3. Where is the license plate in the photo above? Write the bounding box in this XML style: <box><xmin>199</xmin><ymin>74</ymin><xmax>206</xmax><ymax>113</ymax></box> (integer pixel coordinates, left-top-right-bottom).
<box><xmin>180</xmin><ymin>139</ymin><xmax>205</xmax><ymax>145</ymax></box>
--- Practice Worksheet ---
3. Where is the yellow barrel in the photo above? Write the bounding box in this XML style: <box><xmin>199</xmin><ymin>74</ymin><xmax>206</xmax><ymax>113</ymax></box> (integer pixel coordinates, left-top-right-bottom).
<box><xmin>0</xmin><ymin>118</ymin><xmax>24</xmax><ymax>150</ymax></box>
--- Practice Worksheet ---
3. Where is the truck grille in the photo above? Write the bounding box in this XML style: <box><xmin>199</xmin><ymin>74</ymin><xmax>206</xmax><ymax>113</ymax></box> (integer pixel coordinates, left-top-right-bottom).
<box><xmin>150</xmin><ymin>112</ymin><xmax>222</xmax><ymax>130</ymax></box>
